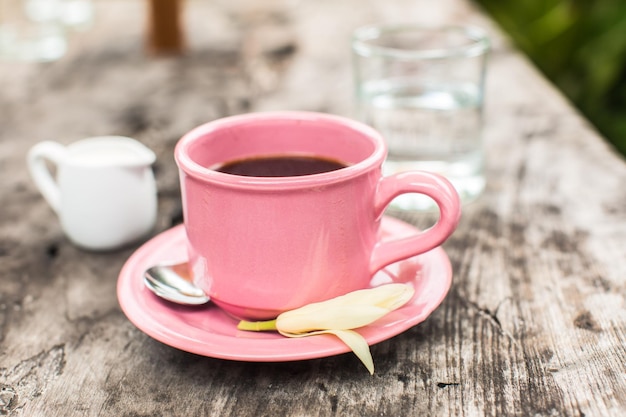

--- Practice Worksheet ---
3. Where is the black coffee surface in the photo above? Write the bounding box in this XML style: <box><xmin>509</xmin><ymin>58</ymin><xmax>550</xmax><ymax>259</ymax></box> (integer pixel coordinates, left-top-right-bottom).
<box><xmin>215</xmin><ymin>155</ymin><xmax>347</xmax><ymax>177</ymax></box>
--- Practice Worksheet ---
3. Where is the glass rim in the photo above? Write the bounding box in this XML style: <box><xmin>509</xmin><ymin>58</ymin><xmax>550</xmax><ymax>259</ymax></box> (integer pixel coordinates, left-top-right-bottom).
<box><xmin>352</xmin><ymin>24</ymin><xmax>490</xmax><ymax>60</ymax></box>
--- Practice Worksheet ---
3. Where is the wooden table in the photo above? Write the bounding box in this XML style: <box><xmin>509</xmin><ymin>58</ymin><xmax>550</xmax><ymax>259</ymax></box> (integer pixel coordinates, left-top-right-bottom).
<box><xmin>1</xmin><ymin>0</ymin><xmax>625</xmax><ymax>415</ymax></box>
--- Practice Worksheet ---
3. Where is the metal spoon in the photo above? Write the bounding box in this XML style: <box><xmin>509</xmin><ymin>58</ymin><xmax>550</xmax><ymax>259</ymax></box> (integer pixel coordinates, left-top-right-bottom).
<box><xmin>143</xmin><ymin>261</ymin><xmax>210</xmax><ymax>305</ymax></box>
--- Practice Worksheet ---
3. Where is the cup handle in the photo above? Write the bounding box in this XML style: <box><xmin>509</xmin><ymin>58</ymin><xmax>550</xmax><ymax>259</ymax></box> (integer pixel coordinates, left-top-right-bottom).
<box><xmin>369</xmin><ymin>171</ymin><xmax>462</xmax><ymax>274</ymax></box>
<box><xmin>27</xmin><ymin>141</ymin><xmax>67</xmax><ymax>214</ymax></box>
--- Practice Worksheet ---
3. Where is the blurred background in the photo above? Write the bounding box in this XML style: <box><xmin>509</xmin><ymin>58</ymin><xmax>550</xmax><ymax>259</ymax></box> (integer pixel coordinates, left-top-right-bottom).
<box><xmin>476</xmin><ymin>0</ymin><xmax>626</xmax><ymax>158</ymax></box>
<box><xmin>3</xmin><ymin>0</ymin><xmax>625</xmax><ymax>160</ymax></box>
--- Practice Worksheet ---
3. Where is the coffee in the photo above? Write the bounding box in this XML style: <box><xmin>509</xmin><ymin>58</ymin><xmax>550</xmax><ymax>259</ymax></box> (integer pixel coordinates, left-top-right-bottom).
<box><xmin>215</xmin><ymin>155</ymin><xmax>347</xmax><ymax>177</ymax></box>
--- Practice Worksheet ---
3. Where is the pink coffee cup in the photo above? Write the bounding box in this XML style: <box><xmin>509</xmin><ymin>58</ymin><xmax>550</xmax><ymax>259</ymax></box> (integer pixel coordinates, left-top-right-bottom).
<box><xmin>175</xmin><ymin>111</ymin><xmax>461</xmax><ymax>320</ymax></box>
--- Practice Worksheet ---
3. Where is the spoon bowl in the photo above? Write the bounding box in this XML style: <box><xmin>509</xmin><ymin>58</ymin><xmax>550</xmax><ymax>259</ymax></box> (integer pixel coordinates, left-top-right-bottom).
<box><xmin>143</xmin><ymin>261</ymin><xmax>210</xmax><ymax>305</ymax></box>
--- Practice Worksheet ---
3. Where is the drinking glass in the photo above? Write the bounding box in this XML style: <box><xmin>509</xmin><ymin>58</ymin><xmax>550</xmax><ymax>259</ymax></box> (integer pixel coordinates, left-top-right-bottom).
<box><xmin>0</xmin><ymin>0</ymin><xmax>67</xmax><ymax>61</ymax></box>
<box><xmin>352</xmin><ymin>24</ymin><xmax>490</xmax><ymax>211</ymax></box>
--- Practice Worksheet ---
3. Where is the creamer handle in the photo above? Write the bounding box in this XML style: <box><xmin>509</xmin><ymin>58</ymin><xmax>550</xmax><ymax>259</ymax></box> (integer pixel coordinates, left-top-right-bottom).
<box><xmin>27</xmin><ymin>141</ymin><xmax>67</xmax><ymax>214</ymax></box>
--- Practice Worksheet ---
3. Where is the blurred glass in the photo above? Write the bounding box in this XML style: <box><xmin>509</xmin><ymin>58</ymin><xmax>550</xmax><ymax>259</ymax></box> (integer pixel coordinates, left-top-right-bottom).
<box><xmin>58</xmin><ymin>0</ymin><xmax>93</xmax><ymax>30</ymax></box>
<box><xmin>0</xmin><ymin>0</ymin><xmax>93</xmax><ymax>62</ymax></box>
<box><xmin>353</xmin><ymin>24</ymin><xmax>490</xmax><ymax>211</ymax></box>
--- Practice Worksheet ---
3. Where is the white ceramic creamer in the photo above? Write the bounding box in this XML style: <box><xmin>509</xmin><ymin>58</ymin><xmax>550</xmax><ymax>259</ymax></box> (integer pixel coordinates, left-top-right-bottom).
<box><xmin>27</xmin><ymin>136</ymin><xmax>157</xmax><ymax>250</ymax></box>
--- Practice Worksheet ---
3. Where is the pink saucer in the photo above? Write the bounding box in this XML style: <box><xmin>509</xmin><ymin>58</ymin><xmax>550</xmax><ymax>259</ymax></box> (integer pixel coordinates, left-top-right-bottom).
<box><xmin>117</xmin><ymin>216</ymin><xmax>452</xmax><ymax>362</ymax></box>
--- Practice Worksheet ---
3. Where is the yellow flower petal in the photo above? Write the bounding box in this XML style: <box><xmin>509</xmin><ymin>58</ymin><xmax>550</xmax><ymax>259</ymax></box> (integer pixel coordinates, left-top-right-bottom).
<box><xmin>276</xmin><ymin>305</ymin><xmax>389</xmax><ymax>333</ymax></box>
<box><xmin>337</xmin><ymin>283</ymin><xmax>415</xmax><ymax>310</ymax></box>
<box><xmin>237</xmin><ymin>283</ymin><xmax>415</xmax><ymax>375</ymax></box>
<box><xmin>275</xmin><ymin>283</ymin><xmax>415</xmax><ymax>333</ymax></box>
<box><xmin>279</xmin><ymin>328</ymin><xmax>374</xmax><ymax>375</ymax></box>
<box><xmin>285</xmin><ymin>283</ymin><xmax>413</xmax><ymax>315</ymax></box>
<box><xmin>328</xmin><ymin>329</ymin><xmax>374</xmax><ymax>375</ymax></box>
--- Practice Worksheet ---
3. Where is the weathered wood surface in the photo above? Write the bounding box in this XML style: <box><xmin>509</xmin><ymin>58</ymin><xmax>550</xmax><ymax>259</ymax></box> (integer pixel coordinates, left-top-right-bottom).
<box><xmin>1</xmin><ymin>0</ymin><xmax>625</xmax><ymax>416</ymax></box>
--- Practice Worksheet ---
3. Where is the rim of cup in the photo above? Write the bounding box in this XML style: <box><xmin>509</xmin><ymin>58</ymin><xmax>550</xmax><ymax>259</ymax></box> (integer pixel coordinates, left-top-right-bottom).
<box><xmin>352</xmin><ymin>24</ymin><xmax>490</xmax><ymax>60</ymax></box>
<box><xmin>174</xmin><ymin>111</ymin><xmax>388</xmax><ymax>189</ymax></box>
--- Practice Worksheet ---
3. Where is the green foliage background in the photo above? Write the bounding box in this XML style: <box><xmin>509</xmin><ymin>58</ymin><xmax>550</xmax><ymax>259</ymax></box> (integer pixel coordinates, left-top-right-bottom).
<box><xmin>475</xmin><ymin>0</ymin><xmax>626</xmax><ymax>157</ymax></box>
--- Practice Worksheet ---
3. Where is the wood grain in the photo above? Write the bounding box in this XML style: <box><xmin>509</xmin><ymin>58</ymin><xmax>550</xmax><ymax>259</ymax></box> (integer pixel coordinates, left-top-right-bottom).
<box><xmin>0</xmin><ymin>0</ymin><xmax>625</xmax><ymax>416</ymax></box>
